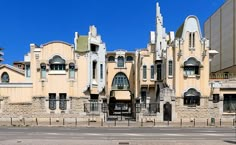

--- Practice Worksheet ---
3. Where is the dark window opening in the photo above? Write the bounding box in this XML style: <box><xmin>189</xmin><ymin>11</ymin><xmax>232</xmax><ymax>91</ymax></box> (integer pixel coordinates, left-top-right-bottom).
<box><xmin>108</xmin><ymin>56</ymin><xmax>115</xmax><ymax>62</ymax></box>
<box><xmin>90</xmin><ymin>44</ymin><xmax>99</xmax><ymax>52</ymax></box>
<box><xmin>126</xmin><ymin>56</ymin><xmax>133</xmax><ymax>61</ymax></box>
<box><xmin>157</xmin><ymin>64</ymin><xmax>162</xmax><ymax>81</ymax></box>
<box><xmin>49</xmin><ymin>93</ymin><xmax>56</xmax><ymax>110</ymax></box>
<box><xmin>223</xmin><ymin>94</ymin><xmax>236</xmax><ymax>113</ymax></box>
<box><xmin>92</xmin><ymin>61</ymin><xmax>97</xmax><ymax>79</ymax></box>
<box><xmin>59</xmin><ymin>93</ymin><xmax>67</xmax><ymax>110</ymax></box>
<box><xmin>213</xmin><ymin>94</ymin><xmax>220</xmax><ymax>103</ymax></box>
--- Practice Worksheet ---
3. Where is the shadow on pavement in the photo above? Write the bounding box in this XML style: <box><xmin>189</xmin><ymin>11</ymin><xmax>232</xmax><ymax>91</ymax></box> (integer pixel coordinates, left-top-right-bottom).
<box><xmin>224</xmin><ymin>140</ymin><xmax>236</xmax><ymax>144</ymax></box>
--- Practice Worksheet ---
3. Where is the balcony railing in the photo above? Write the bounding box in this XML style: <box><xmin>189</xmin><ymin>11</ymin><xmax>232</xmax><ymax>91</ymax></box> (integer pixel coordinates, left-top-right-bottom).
<box><xmin>210</xmin><ymin>73</ymin><xmax>236</xmax><ymax>80</ymax></box>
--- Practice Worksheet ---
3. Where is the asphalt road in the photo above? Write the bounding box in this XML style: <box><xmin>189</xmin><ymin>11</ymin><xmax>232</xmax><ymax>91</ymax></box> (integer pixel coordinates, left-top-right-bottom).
<box><xmin>0</xmin><ymin>127</ymin><xmax>235</xmax><ymax>145</ymax></box>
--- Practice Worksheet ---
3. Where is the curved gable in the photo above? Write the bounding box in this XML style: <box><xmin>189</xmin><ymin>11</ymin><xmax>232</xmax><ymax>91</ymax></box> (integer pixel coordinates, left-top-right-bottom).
<box><xmin>40</xmin><ymin>41</ymin><xmax>73</xmax><ymax>48</ymax></box>
<box><xmin>182</xmin><ymin>15</ymin><xmax>202</xmax><ymax>39</ymax></box>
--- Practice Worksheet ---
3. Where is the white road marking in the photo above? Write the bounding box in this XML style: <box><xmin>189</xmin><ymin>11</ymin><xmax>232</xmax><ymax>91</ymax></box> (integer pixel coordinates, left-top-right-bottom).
<box><xmin>45</xmin><ymin>133</ymin><xmax>60</xmax><ymax>135</ymax></box>
<box><xmin>199</xmin><ymin>130</ymin><xmax>217</xmax><ymax>133</ymax></box>
<box><xmin>83</xmin><ymin>133</ymin><xmax>101</xmax><ymax>136</ymax></box>
<box><xmin>160</xmin><ymin>129</ymin><xmax>180</xmax><ymax>131</ymax></box>
<box><xmin>108</xmin><ymin>128</ymin><xmax>130</xmax><ymax>131</ymax></box>
<box><xmin>163</xmin><ymin>134</ymin><xmax>185</xmax><ymax>136</ymax></box>
<box><xmin>159</xmin><ymin>138</ymin><xmax>176</xmax><ymax>140</ymax></box>
<box><xmin>125</xmin><ymin>133</ymin><xmax>141</xmax><ymax>136</ymax></box>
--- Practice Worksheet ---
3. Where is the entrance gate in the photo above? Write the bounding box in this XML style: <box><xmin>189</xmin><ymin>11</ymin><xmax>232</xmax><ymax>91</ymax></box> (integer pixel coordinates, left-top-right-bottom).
<box><xmin>107</xmin><ymin>102</ymin><xmax>133</xmax><ymax>121</ymax></box>
<box><xmin>163</xmin><ymin>102</ymin><xmax>172</xmax><ymax>121</ymax></box>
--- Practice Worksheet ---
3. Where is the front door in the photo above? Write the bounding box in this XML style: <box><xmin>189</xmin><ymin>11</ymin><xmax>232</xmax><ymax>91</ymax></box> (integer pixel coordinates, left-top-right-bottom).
<box><xmin>163</xmin><ymin>102</ymin><xmax>172</xmax><ymax>121</ymax></box>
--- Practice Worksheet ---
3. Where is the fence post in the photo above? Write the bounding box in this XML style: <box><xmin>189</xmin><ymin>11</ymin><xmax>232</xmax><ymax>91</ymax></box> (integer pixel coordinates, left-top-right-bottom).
<box><xmin>49</xmin><ymin>117</ymin><xmax>51</xmax><ymax>126</ymax></box>
<box><xmin>23</xmin><ymin>118</ymin><xmax>25</xmax><ymax>126</ymax></box>
<box><xmin>141</xmin><ymin>118</ymin><xmax>143</xmax><ymax>127</ymax></box>
<box><xmin>63</xmin><ymin>118</ymin><xmax>65</xmax><ymax>126</ymax></box>
<box><xmin>101</xmin><ymin>118</ymin><xmax>103</xmax><ymax>127</ymax></box>
<box><xmin>10</xmin><ymin>117</ymin><xmax>12</xmax><ymax>126</ymax></box>
<box><xmin>75</xmin><ymin>118</ymin><xmax>77</xmax><ymax>126</ymax></box>
<box><xmin>114</xmin><ymin>118</ymin><xmax>116</xmax><ymax>127</ymax></box>
<box><xmin>88</xmin><ymin>118</ymin><xmax>90</xmax><ymax>126</ymax></box>
<box><xmin>36</xmin><ymin>118</ymin><xmax>38</xmax><ymax>126</ymax></box>
<box><xmin>207</xmin><ymin>119</ymin><xmax>208</xmax><ymax>126</ymax></box>
<box><xmin>180</xmin><ymin>118</ymin><xmax>182</xmax><ymax>127</ymax></box>
<box><xmin>220</xmin><ymin>118</ymin><xmax>222</xmax><ymax>127</ymax></box>
<box><xmin>154</xmin><ymin>119</ymin><xmax>155</xmax><ymax>126</ymax></box>
<box><xmin>194</xmin><ymin>118</ymin><xmax>195</xmax><ymax>127</ymax></box>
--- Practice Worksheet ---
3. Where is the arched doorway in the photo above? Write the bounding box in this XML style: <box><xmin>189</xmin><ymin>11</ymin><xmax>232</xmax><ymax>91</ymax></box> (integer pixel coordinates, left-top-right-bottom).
<box><xmin>108</xmin><ymin>72</ymin><xmax>133</xmax><ymax>120</ymax></box>
<box><xmin>163</xmin><ymin>102</ymin><xmax>172</xmax><ymax>121</ymax></box>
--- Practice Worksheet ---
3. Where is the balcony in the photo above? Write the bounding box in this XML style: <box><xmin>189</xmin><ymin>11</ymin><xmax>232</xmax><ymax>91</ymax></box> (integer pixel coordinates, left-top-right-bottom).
<box><xmin>111</xmin><ymin>85</ymin><xmax>130</xmax><ymax>90</ymax></box>
<box><xmin>210</xmin><ymin>73</ymin><xmax>236</xmax><ymax>80</ymax></box>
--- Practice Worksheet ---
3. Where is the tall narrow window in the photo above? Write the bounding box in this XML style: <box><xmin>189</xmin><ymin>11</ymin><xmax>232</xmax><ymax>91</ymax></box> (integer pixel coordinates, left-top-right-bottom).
<box><xmin>192</xmin><ymin>33</ymin><xmax>195</xmax><ymax>48</ymax></box>
<box><xmin>189</xmin><ymin>33</ymin><xmax>192</xmax><ymax>48</ymax></box>
<box><xmin>92</xmin><ymin>61</ymin><xmax>97</xmax><ymax>79</ymax></box>
<box><xmin>157</xmin><ymin>64</ymin><xmax>162</xmax><ymax>81</ymax></box>
<box><xmin>40</xmin><ymin>63</ymin><xmax>46</xmax><ymax>79</ymax></box>
<box><xmin>59</xmin><ymin>93</ymin><xmax>67</xmax><ymax>110</ymax></box>
<box><xmin>117</xmin><ymin>56</ymin><xmax>124</xmax><ymax>67</ymax></box>
<box><xmin>150</xmin><ymin>65</ymin><xmax>154</xmax><ymax>79</ymax></box>
<box><xmin>49</xmin><ymin>93</ymin><xmax>56</xmax><ymax>110</ymax></box>
<box><xmin>25</xmin><ymin>64</ymin><xmax>31</xmax><ymax>77</ymax></box>
<box><xmin>1</xmin><ymin>72</ymin><xmax>9</xmax><ymax>83</ymax></box>
<box><xmin>69</xmin><ymin>63</ymin><xmax>75</xmax><ymax>79</ymax></box>
<box><xmin>168</xmin><ymin>60</ymin><xmax>173</xmax><ymax>76</ymax></box>
<box><xmin>143</xmin><ymin>65</ymin><xmax>147</xmax><ymax>79</ymax></box>
<box><xmin>100</xmin><ymin>64</ymin><xmax>103</xmax><ymax>79</ymax></box>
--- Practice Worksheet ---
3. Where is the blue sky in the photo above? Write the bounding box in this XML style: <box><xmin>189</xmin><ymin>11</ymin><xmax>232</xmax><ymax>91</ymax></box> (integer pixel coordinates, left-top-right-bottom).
<box><xmin>0</xmin><ymin>0</ymin><xmax>225</xmax><ymax>65</ymax></box>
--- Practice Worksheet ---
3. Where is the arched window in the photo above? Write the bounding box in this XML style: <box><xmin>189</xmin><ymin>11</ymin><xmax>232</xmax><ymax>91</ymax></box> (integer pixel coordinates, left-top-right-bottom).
<box><xmin>117</xmin><ymin>56</ymin><xmax>124</xmax><ymax>67</ymax></box>
<box><xmin>184</xmin><ymin>88</ymin><xmax>200</xmax><ymax>106</ymax></box>
<box><xmin>184</xmin><ymin>57</ymin><xmax>200</xmax><ymax>76</ymax></box>
<box><xmin>126</xmin><ymin>56</ymin><xmax>133</xmax><ymax>61</ymax></box>
<box><xmin>40</xmin><ymin>63</ymin><xmax>46</xmax><ymax>79</ymax></box>
<box><xmin>112</xmin><ymin>72</ymin><xmax>129</xmax><ymax>89</ymax></box>
<box><xmin>49</xmin><ymin>55</ymin><xmax>65</xmax><ymax>71</ymax></box>
<box><xmin>1</xmin><ymin>72</ymin><xmax>9</xmax><ymax>83</ymax></box>
<box><xmin>108</xmin><ymin>56</ymin><xmax>115</xmax><ymax>62</ymax></box>
<box><xmin>69</xmin><ymin>63</ymin><xmax>75</xmax><ymax>79</ymax></box>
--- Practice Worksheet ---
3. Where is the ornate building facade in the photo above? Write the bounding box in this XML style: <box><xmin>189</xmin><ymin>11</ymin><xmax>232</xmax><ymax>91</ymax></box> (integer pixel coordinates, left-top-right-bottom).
<box><xmin>0</xmin><ymin>2</ymin><xmax>235</xmax><ymax>122</ymax></box>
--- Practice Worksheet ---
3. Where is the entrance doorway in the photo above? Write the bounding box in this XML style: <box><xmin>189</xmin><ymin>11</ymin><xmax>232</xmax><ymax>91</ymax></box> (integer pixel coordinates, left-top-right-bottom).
<box><xmin>163</xmin><ymin>102</ymin><xmax>172</xmax><ymax>121</ymax></box>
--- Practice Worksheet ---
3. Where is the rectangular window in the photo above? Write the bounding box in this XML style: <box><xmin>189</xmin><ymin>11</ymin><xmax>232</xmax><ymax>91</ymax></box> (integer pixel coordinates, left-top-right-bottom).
<box><xmin>213</xmin><ymin>94</ymin><xmax>220</xmax><ymax>103</ymax></box>
<box><xmin>143</xmin><ymin>65</ymin><xmax>147</xmax><ymax>79</ymax></box>
<box><xmin>192</xmin><ymin>33</ymin><xmax>195</xmax><ymax>48</ymax></box>
<box><xmin>90</xmin><ymin>44</ymin><xmax>98</xmax><ymax>52</ymax></box>
<box><xmin>90</xmin><ymin>94</ymin><xmax>99</xmax><ymax>112</ymax></box>
<box><xmin>41</xmin><ymin>65</ymin><xmax>46</xmax><ymax>79</ymax></box>
<box><xmin>92</xmin><ymin>61</ymin><xmax>97</xmax><ymax>79</ymax></box>
<box><xmin>168</xmin><ymin>60</ymin><xmax>173</xmax><ymax>76</ymax></box>
<box><xmin>223</xmin><ymin>94</ymin><xmax>236</xmax><ymax>113</ymax></box>
<box><xmin>150</xmin><ymin>65</ymin><xmax>154</xmax><ymax>79</ymax></box>
<box><xmin>189</xmin><ymin>33</ymin><xmax>192</xmax><ymax>48</ymax></box>
<box><xmin>59</xmin><ymin>93</ymin><xmax>67</xmax><ymax>110</ymax></box>
<box><xmin>25</xmin><ymin>64</ymin><xmax>31</xmax><ymax>77</ymax></box>
<box><xmin>100</xmin><ymin>64</ymin><xmax>103</xmax><ymax>79</ymax></box>
<box><xmin>184</xmin><ymin>96</ymin><xmax>200</xmax><ymax>106</ymax></box>
<box><xmin>69</xmin><ymin>64</ymin><xmax>75</xmax><ymax>79</ymax></box>
<box><xmin>157</xmin><ymin>64</ymin><xmax>162</xmax><ymax>81</ymax></box>
<box><xmin>49</xmin><ymin>93</ymin><xmax>56</xmax><ymax>110</ymax></box>
<box><xmin>184</xmin><ymin>66</ymin><xmax>199</xmax><ymax>76</ymax></box>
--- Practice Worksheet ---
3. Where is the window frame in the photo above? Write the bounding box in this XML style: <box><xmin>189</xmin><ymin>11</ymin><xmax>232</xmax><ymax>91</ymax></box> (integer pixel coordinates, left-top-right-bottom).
<box><xmin>117</xmin><ymin>56</ymin><xmax>125</xmax><ymax>68</ymax></box>
<box><xmin>150</xmin><ymin>65</ymin><xmax>154</xmax><ymax>80</ymax></box>
<box><xmin>168</xmin><ymin>60</ymin><xmax>173</xmax><ymax>76</ymax></box>
<box><xmin>143</xmin><ymin>65</ymin><xmax>147</xmax><ymax>80</ymax></box>
<box><xmin>1</xmin><ymin>72</ymin><xmax>9</xmax><ymax>83</ymax></box>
